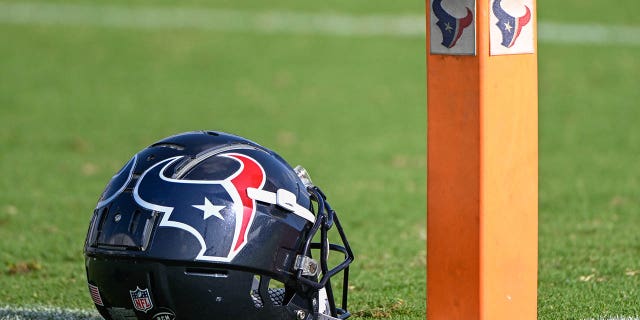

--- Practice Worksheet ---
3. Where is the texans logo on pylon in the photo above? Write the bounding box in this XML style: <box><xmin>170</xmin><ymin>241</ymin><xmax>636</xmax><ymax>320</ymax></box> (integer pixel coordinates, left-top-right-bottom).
<box><xmin>432</xmin><ymin>0</ymin><xmax>474</xmax><ymax>49</ymax></box>
<box><xmin>492</xmin><ymin>0</ymin><xmax>531</xmax><ymax>48</ymax></box>
<box><xmin>133</xmin><ymin>152</ymin><xmax>266</xmax><ymax>262</ymax></box>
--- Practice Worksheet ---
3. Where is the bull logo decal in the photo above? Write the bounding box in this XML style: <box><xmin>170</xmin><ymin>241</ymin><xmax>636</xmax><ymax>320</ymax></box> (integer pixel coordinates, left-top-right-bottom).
<box><xmin>492</xmin><ymin>0</ymin><xmax>531</xmax><ymax>48</ymax></box>
<box><xmin>133</xmin><ymin>153</ymin><xmax>266</xmax><ymax>262</ymax></box>
<box><xmin>432</xmin><ymin>0</ymin><xmax>473</xmax><ymax>49</ymax></box>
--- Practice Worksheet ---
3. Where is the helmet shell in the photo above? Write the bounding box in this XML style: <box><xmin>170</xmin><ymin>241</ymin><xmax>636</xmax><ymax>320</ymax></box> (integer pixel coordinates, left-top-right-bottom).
<box><xmin>84</xmin><ymin>131</ymin><xmax>318</xmax><ymax>320</ymax></box>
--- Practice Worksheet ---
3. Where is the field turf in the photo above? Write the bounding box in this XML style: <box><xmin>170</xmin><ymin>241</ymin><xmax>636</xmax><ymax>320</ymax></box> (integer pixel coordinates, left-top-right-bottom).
<box><xmin>1</xmin><ymin>0</ymin><xmax>640</xmax><ymax>319</ymax></box>
<box><xmin>0</xmin><ymin>1</ymin><xmax>426</xmax><ymax>319</ymax></box>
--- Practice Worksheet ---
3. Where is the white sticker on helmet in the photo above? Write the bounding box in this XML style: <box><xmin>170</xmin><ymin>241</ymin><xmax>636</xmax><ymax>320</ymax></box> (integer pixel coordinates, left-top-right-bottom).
<box><xmin>246</xmin><ymin>188</ymin><xmax>316</xmax><ymax>223</ymax></box>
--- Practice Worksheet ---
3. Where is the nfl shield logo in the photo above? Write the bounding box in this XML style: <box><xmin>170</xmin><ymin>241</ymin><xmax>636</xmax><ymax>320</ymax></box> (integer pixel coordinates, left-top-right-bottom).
<box><xmin>129</xmin><ymin>287</ymin><xmax>154</xmax><ymax>313</ymax></box>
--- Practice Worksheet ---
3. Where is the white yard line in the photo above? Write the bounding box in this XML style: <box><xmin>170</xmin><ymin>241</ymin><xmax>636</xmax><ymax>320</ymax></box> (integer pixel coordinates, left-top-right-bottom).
<box><xmin>539</xmin><ymin>22</ymin><xmax>640</xmax><ymax>46</ymax></box>
<box><xmin>0</xmin><ymin>306</ymin><xmax>101</xmax><ymax>320</ymax></box>
<box><xmin>585</xmin><ymin>318</ymin><xmax>640</xmax><ymax>320</ymax></box>
<box><xmin>0</xmin><ymin>2</ymin><xmax>424</xmax><ymax>37</ymax></box>
<box><xmin>1</xmin><ymin>2</ymin><xmax>640</xmax><ymax>46</ymax></box>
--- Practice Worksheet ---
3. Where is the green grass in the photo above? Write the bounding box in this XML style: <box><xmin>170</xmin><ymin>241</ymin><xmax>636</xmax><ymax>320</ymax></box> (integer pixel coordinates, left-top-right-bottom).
<box><xmin>2</xmin><ymin>0</ymin><xmax>640</xmax><ymax>319</ymax></box>
<box><xmin>0</xmin><ymin>2</ymin><xmax>426</xmax><ymax>318</ymax></box>
<box><xmin>538</xmin><ymin>0</ymin><xmax>640</xmax><ymax>25</ymax></box>
<box><xmin>538</xmin><ymin>44</ymin><xmax>640</xmax><ymax>319</ymax></box>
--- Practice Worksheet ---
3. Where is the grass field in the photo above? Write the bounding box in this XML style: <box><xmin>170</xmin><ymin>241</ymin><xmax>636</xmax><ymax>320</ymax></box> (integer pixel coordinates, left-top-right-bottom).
<box><xmin>1</xmin><ymin>0</ymin><xmax>640</xmax><ymax>319</ymax></box>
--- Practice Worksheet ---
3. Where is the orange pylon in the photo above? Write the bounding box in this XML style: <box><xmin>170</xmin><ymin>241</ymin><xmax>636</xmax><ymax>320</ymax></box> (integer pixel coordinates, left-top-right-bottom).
<box><xmin>426</xmin><ymin>0</ymin><xmax>538</xmax><ymax>319</ymax></box>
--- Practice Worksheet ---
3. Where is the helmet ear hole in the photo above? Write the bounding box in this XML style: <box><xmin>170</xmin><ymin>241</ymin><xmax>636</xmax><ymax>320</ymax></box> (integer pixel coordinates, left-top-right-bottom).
<box><xmin>250</xmin><ymin>275</ymin><xmax>287</xmax><ymax>308</ymax></box>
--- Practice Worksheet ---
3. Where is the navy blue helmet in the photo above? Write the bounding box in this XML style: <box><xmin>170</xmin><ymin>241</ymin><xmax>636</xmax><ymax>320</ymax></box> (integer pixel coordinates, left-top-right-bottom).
<box><xmin>84</xmin><ymin>131</ymin><xmax>354</xmax><ymax>320</ymax></box>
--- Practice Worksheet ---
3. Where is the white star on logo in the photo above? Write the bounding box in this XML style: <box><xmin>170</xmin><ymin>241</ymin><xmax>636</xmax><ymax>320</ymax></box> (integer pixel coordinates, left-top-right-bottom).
<box><xmin>503</xmin><ymin>21</ymin><xmax>513</xmax><ymax>33</ymax></box>
<box><xmin>444</xmin><ymin>22</ymin><xmax>454</xmax><ymax>32</ymax></box>
<box><xmin>192</xmin><ymin>197</ymin><xmax>226</xmax><ymax>220</ymax></box>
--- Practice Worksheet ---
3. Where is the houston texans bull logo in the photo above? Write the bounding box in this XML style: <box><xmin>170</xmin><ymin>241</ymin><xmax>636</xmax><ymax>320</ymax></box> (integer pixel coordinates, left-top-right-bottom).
<box><xmin>492</xmin><ymin>0</ymin><xmax>532</xmax><ymax>48</ymax></box>
<box><xmin>96</xmin><ymin>150</ymin><xmax>316</xmax><ymax>262</ymax></box>
<box><xmin>132</xmin><ymin>152</ymin><xmax>265</xmax><ymax>262</ymax></box>
<box><xmin>432</xmin><ymin>0</ymin><xmax>473</xmax><ymax>49</ymax></box>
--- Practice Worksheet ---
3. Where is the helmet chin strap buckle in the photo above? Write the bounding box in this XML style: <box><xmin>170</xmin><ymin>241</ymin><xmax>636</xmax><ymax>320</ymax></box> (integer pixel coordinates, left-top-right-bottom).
<box><xmin>294</xmin><ymin>255</ymin><xmax>319</xmax><ymax>277</ymax></box>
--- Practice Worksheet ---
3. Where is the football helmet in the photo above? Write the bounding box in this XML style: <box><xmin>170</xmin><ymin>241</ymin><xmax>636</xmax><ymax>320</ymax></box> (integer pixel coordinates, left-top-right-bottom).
<box><xmin>84</xmin><ymin>131</ymin><xmax>354</xmax><ymax>320</ymax></box>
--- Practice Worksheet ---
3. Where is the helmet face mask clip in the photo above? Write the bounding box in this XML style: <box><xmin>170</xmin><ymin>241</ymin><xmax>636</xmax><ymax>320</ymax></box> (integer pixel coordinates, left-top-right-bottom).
<box><xmin>84</xmin><ymin>131</ymin><xmax>354</xmax><ymax>320</ymax></box>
